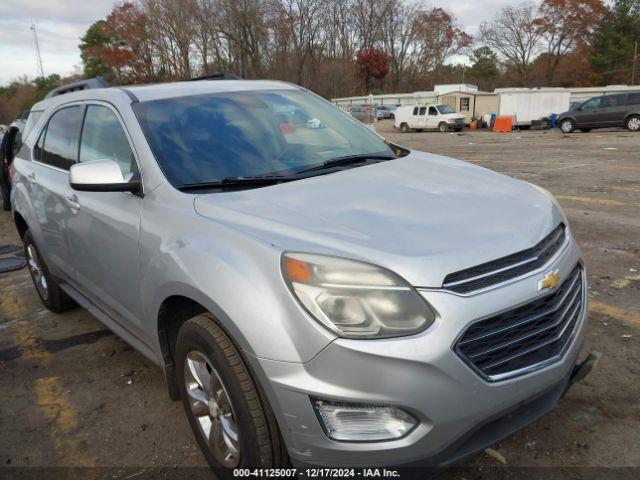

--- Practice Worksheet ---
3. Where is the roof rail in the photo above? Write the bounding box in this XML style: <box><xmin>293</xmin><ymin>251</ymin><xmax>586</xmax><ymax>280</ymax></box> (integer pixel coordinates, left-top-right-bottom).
<box><xmin>44</xmin><ymin>77</ymin><xmax>110</xmax><ymax>99</ymax></box>
<box><xmin>185</xmin><ymin>73</ymin><xmax>242</xmax><ymax>81</ymax></box>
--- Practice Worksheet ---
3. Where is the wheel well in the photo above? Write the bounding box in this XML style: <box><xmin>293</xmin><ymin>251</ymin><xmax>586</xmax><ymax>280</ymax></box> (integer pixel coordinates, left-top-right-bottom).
<box><xmin>14</xmin><ymin>212</ymin><xmax>28</xmax><ymax>239</ymax></box>
<box><xmin>157</xmin><ymin>295</ymin><xmax>208</xmax><ymax>400</ymax></box>
<box><xmin>625</xmin><ymin>113</ymin><xmax>640</xmax><ymax>120</ymax></box>
<box><xmin>157</xmin><ymin>295</ymin><xmax>208</xmax><ymax>367</ymax></box>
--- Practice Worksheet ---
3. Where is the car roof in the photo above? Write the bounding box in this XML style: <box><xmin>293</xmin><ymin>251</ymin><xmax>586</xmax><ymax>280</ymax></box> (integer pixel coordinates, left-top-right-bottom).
<box><xmin>31</xmin><ymin>79</ymin><xmax>299</xmax><ymax>110</ymax></box>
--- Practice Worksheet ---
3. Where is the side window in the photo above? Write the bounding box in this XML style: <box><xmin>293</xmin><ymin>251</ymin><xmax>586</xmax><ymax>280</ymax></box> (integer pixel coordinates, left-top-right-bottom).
<box><xmin>428</xmin><ymin>106</ymin><xmax>438</xmax><ymax>116</ymax></box>
<box><xmin>581</xmin><ymin>97</ymin><xmax>601</xmax><ymax>110</ymax></box>
<box><xmin>626</xmin><ymin>93</ymin><xmax>640</xmax><ymax>105</ymax></box>
<box><xmin>79</xmin><ymin>105</ymin><xmax>136</xmax><ymax>177</ymax></box>
<box><xmin>22</xmin><ymin>110</ymin><xmax>43</xmax><ymax>140</ymax></box>
<box><xmin>419</xmin><ymin>107</ymin><xmax>426</xmax><ymax>115</ymax></box>
<box><xmin>412</xmin><ymin>107</ymin><xmax>419</xmax><ymax>115</ymax></box>
<box><xmin>602</xmin><ymin>94</ymin><xmax>625</xmax><ymax>108</ymax></box>
<box><xmin>41</xmin><ymin>106</ymin><xmax>83</xmax><ymax>170</ymax></box>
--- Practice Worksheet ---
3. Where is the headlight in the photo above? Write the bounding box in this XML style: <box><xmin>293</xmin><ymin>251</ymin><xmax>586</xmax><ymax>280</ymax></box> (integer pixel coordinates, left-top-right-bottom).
<box><xmin>282</xmin><ymin>253</ymin><xmax>435</xmax><ymax>339</ymax></box>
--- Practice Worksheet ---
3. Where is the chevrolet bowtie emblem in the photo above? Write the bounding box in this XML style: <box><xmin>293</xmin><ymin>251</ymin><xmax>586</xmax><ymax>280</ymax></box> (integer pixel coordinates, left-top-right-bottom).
<box><xmin>538</xmin><ymin>270</ymin><xmax>560</xmax><ymax>291</ymax></box>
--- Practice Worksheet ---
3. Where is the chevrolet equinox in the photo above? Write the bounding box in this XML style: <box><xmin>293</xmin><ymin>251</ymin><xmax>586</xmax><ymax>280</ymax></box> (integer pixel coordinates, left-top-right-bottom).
<box><xmin>10</xmin><ymin>79</ymin><xmax>593</xmax><ymax>472</ymax></box>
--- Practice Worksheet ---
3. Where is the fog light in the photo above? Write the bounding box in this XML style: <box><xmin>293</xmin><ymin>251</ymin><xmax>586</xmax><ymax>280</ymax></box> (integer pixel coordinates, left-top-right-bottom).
<box><xmin>312</xmin><ymin>398</ymin><xmax>417</xmax><ymax>442</ymax></box>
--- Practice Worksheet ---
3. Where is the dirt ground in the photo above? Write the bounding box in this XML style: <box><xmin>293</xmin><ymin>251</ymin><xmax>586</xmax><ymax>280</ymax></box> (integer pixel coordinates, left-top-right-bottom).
<box><xmin>1</xmin><ymin>124</ymin><xmax>639</xmax><ymax>479</ymax></box>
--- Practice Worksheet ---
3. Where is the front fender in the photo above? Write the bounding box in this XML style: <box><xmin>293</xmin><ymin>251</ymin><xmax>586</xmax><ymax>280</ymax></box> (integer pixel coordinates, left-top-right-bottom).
<box><xmin>139</xmin><ymin>191</ymin><xmax>335</xmax><ymax>364</ymax></box>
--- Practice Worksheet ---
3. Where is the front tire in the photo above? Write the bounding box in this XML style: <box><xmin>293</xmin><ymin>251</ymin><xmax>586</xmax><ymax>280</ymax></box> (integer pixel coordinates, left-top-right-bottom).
<box><xmin>626</xmin><ymin>115</ymin><xmax>640</xmax><ymax>132</ymax></box>
<box><xmin>438</xmin><ymin>122</ymin><xmax>448</xmax><ymax>132</ymax></box>
<box><xmin>23</xmin><ymin>230</ymin><xmax>76</xmax><ymax>313</ymax></box>
<box><xmin>560</xmin><ymin>119</ymin><xmax>575</xmax><ymax>133</ymax></box>
<box><xmin>400</xmin><ymin>123</ymin><xmax>410</xmax><ymax>133</ymax></box>
<box><xmin>176</xmin><ymin>314</ymin><xmax>287</xmax><ymax>474</ymax></box>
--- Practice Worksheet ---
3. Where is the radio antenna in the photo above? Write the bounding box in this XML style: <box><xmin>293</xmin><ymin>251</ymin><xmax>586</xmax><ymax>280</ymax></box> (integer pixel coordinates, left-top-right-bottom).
<box><xmin>31</xmin><ymin>24</ymin><xmax>45</xmax><ymax>78</ymax></box>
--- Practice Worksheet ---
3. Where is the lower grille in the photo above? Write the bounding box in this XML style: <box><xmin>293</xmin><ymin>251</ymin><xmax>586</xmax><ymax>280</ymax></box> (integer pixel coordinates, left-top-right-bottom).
<box><xmin>455</xmin><ymin>264</ymin><xmax>584</xmax><ymax>381</ymax></box>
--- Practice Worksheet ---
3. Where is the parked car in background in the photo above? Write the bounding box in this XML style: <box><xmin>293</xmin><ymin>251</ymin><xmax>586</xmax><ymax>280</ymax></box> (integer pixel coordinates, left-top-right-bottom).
<box><xmin>375</xmin><ymin>105</ymin><xmax>398</xmax><ymax>120</ymax></box>
<box><xmin>11</xmin><ymin>78</ymin><xmax>593</xmax><ymax>473</ymax></box>
<box><xmin>12</xmin><ymin>110</ymin><xmax>30</xmax><ymax>133</ymax></box>
<box><xmin>558</xmin><ymin>92</ymin><xmax>640</xmax><ymax>133</ymax></box>
<box><xmin>394</xmin><ymin>104</ymin><xmax>465</xmax><ymax>132</ymax></box>
<box><xmin>347</xmin><ymin>105</ymin><xmax>369</xmax><ymax>122</ymax></box>
<box><xmin>0</xmin><ymin>125</ymin><xmax>21</xmax><ymax>211</ymax></box>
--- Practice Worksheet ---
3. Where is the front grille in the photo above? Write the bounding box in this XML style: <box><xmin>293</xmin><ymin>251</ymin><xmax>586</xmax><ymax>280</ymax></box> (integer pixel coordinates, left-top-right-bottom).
<box><xmin>455</xmin><ymin>264</ymin><xmax>583</xmax><ymax>381</ymax></box>
<box><xmin>443</xmin><ymin>224</ymin><xmax>566</xmax><ymax>294</ymax></box>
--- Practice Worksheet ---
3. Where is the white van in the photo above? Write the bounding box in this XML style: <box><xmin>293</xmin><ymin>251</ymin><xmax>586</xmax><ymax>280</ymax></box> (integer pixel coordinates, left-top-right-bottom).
<box><xmin>394</xmin><ymin>104</ymin><xmax>465</xmax><ymax>132</ymax></box>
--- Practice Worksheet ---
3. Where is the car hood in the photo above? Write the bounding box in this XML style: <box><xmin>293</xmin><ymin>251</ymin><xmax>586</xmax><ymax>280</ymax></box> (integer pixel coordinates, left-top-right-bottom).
<box><xmin>443</xmin><ymin>113</ymin><xmax>465</xmax><ymax>120</ymax></box>
<box><xmin>193</xmin><ymin>151</ymin><xmax>562</xmax><ymax>287</ymax></box>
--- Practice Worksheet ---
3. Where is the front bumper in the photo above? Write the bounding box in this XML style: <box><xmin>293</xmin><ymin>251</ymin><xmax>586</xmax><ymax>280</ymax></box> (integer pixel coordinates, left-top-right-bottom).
<box><xmin>249</xmin><ymin>237</ymin><xmax>588</xmax><ymax>466</ymax></box>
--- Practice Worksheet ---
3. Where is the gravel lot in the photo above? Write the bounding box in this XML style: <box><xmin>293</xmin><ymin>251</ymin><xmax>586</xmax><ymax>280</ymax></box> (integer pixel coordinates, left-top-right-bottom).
<box><xmin>1</xmin><ymin>123</ymin><xmax>638</xmax><ymax>479</ymax></box>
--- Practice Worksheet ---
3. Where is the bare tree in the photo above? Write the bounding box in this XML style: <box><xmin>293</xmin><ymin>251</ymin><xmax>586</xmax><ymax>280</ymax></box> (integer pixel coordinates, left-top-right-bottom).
<box><xmin>82</xmin><ymin>0</ymin><xmax>477</xmax><ymax>97</ymax></box>
<box><xmin>382</xmin><ymin>0</ymin><xmax>420</xmax><ymax>91</ymax></box>
<box><xmin>479</xmin><ymin>2</ymin><xmax>543</xmax><ymax>86</ymax></box>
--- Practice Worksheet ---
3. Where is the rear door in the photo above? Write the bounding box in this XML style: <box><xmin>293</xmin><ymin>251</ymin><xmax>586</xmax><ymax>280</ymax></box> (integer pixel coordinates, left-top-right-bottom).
<box><xmin>29</xmin><ymin>105</ymin><xmax>84</xmax><ymax>280</ymax></box>
<box><xmin>66</xmin><ymin>102</ymin><xmax>145</xmax><ymax>333</ymax></box>
<box><xmin>414</xmin><ymin>106</ymin><xmax>427</xmax><ymax>128</ymax></box>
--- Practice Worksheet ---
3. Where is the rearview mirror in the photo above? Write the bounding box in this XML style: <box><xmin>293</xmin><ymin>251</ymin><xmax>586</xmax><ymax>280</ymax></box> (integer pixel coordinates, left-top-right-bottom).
<box><xmin>69</xmin><ymin>159</ymin><xmax>141</xmax><ymax>194</ymax></box>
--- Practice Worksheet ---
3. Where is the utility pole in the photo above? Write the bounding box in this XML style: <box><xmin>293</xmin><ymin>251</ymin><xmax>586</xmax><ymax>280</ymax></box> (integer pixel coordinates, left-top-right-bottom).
<box><xmin>632</xmin><ymin>41</ymin><xmax>638</xmax><ymax>85</ymax></box>
<box><xmin>31</xmin><ymin>24</ymin><xmax>44</xmax><ymax>78</ymax></box>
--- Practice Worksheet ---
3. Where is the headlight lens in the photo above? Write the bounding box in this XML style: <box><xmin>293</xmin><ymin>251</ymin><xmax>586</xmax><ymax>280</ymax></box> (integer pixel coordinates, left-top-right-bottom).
<box><xmin>282</xmin><ymin>253</ymin><xmax>435</xmax><ymax>339</ymax></box>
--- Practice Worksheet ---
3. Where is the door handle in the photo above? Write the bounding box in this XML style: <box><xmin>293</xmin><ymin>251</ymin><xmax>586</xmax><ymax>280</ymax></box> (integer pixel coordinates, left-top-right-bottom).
<box><xmin>26</xmin><ymin>172</ymin><xmax>36</xmax><ymax>183</ymax></box>
<box><xmin>65</xmin><ymin>194</ymin><xmax>80</xmax><ymax>212</ymax></box>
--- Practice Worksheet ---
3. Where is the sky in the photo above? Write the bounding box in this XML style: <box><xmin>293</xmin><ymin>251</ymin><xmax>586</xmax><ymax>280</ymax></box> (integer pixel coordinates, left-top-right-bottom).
<box><xmin>0</xmin><ymin>0</ymin><xmax>517</xmax><ymax>86</ymax></box>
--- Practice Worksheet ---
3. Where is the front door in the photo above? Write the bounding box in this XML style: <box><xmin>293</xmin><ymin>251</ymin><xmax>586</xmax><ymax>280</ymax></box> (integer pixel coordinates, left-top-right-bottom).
<box><xmin>66</xmin><ymin>103</ymin><xmax>145</xmax><ymax>333</ymax></box>
<box><xmin>426</xmin><ymin>106</ymin><xmax>440</xmax><ymax>129</ymax></box>
<box><xmin>575</xmin><ymin>96</ymin><xmax>604</xmax><ymax>127</ymax></box>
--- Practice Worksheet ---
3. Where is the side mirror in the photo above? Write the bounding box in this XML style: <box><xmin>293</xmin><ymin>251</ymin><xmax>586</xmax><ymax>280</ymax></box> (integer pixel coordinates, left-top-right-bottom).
<box><xmin>69</xmin><ymin>159</ymin><xmax>141</xmax><ymax>194</ymax></box>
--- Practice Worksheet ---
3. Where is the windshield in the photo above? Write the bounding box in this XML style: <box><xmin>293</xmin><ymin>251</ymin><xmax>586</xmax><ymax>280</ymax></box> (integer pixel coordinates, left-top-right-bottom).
<box><xmin>437</xmin><ymin>105</ymin><xmax>456</xmax><ymax>114</ymax></box>
<box><xmin>134</xmin><ymin>90</ymin><xmax>394</xmax><ymax>186</ymax></box>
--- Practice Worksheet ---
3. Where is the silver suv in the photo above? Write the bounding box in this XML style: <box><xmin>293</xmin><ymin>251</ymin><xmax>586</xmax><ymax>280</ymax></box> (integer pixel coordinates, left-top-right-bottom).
<box><xmin>11</xmin><ymin>79</ymin><xmax>592</xmax><ymax>471</ymax></box>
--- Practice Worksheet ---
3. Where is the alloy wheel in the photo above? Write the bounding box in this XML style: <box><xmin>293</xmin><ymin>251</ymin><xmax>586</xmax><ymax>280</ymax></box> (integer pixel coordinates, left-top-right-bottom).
<box><xmin>184</xmin><ymin>350</ymin><xmax>241</xmax><ymax>468</ymax></box>
<box><xmin>627</xmin><ymin>116</ymin><xmax>640</xmax><ymax>131</ymax></box>
<box><xmin>27</xmin><ymin>244</ymin><xmax>48</xmax><ymax>300</ymax></box>
<box><xmin>560</xmin><ymin>120</ymin><xmax>574</xmax><ymax>133</ymax></box>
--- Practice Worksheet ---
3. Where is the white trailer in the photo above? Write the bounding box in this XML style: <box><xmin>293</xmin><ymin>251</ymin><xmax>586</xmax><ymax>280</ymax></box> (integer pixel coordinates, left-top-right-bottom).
<box><xmin>494</xmin><ymin>88</ymin><xmax>571</xmax><ymax>126</ymax></box>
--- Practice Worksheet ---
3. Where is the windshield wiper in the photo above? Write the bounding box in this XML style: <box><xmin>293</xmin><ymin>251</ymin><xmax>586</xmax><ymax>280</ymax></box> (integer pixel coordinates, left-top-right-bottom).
<box><xmin>177</xmin><ymin>175</ymin><xmax>298</xmax><ymax>191</ymax></box>
<box><xmin>296</xmin><ymin>154</ymin><xmax>396</xmax><ymax>175</ymax></box>
<box><xmin>176</xmin><ymin>154</ymin><xmax>398</xmax><ymax>191</ymax></box>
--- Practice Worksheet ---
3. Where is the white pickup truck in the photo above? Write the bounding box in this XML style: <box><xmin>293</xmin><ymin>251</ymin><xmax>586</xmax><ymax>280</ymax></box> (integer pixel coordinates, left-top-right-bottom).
<box><xmin>394</xmin><ymin>104</ymin><xmax>465</xmax><ymax>132</ymax></box>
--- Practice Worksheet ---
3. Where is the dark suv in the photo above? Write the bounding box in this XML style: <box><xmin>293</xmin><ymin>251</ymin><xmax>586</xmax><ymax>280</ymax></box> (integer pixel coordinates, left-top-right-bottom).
<box><xmin>558</xmin><ymin>91</ymin><xmax>640</xmax><ymax>133</ymax></box>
